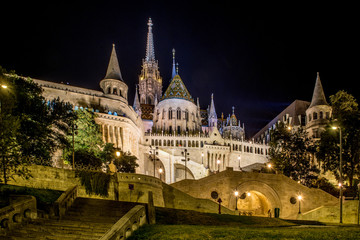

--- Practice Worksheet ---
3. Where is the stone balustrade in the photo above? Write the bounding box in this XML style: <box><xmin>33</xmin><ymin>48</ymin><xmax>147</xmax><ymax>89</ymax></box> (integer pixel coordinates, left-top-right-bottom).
<box><xmin>53</xmin><ymin>185</ymin><xmax>78</xmax><ymax>219</ymax></box>
<box><xmin>0</xmin><ymin>195</ymin><xmax>37</xmax><ymax>235</ymax></box>
<box><xmin>99</xmin><ymin>205</ymin><xmax>147</xmax><ymax>240</ymax></box>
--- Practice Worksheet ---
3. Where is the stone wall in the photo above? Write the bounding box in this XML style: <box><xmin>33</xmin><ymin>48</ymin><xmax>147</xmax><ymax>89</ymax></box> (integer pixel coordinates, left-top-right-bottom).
<box><xmin>299</xmin><ymin>200</ymin><xmax>359</xmax><ymax>224</ymax></box>
<box><xmin>171</xmin><ymin>168</ymin><xmax>339</xmax><ymax>219</ymax></box>
<box><xmin>9</xmin><ymin>165</ymin><xmax>234</xmax><ymax>215</ymax></box>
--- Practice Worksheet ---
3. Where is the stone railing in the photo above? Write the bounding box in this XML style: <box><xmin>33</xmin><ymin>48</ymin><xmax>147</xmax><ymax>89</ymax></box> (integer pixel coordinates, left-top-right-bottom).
<box><xmin>99</xmin><ymin>205</ymin><xmax>147</xmax><ymax>240</ymax></box>
<box><xmin>0</xmin><ymin>195</ymin><xmax>37</xmax><ymax>235</ymax></box>
<box><xmin>53</xmin><ymin>185</ymin><xmax>78</xmax><ymax>219</ymax></box>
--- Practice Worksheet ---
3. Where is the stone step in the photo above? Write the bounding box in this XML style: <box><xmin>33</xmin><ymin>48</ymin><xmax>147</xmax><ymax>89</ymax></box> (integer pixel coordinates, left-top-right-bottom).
<box><xmin>4</xmin><ymin>198</ymin><xmax>139</xmax><ymax>240</ymax></box>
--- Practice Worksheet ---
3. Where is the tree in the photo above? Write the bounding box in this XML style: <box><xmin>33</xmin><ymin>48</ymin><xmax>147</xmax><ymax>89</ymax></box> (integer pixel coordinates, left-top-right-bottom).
<box><xmin>114</xmin><ymin>151</ymin><xmax>139</xmax><ymax>173</ymax></box>
<box><xmin>317</xmin><ymin>90</ymin><xmax>360</xmax><ymax>187</ymax></box>
<box><xmin>269</xmin><ymin>122</ymin><xmax>319</xmax><ymax>186</ymax></box>
<box><xmin>0</xmin><ymin>66</ymin><xmax>74</xmax><ymax>184</ymax></box>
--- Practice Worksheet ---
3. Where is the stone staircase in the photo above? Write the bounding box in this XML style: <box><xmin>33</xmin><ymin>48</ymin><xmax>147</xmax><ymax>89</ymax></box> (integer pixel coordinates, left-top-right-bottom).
<box><xmin>4</xmin><ymin>197</ymin><xmax>138</xmax><ymax>240</ymax></box>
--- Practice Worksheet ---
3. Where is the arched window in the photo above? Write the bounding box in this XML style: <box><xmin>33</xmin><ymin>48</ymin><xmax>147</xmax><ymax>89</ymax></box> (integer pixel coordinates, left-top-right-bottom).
<box><xmin>319</xmin><ymin>111</ymin><xmax>323</xmax><ymax>119</ymax></box>
<box><xmin>168</xmin><ymin>108</ymin><xmax>173</xmax><ymax>120</ymax></box>
<box><xmin>107</xmin><ymin>87</ymin><xmax>111</xmax><ymax>94</ymax></box>
<box><xmin>119</xmin><ymin>89</ymin><xmax>122</xmax><ymax>97</ymax></box>
<box><xmin>177</xmin><ymin>108</ymin><xmax>181</xmax><ymax>120</ymax></box>
<box><xmin>313</xmin><ymin>112</ymin><xmax>318</xmax><ymax>120</ymax></box>
<box><xmin>162</xmin><ymin>109</ymin><xmax>165</xmax><ymax>119</ymax></box>
<box><xmin>113</xmin><ymin>88</ymin><xmax>118</xmax><ymax>95</ymax></box>
<box><xmin>185</xmin><ymin>110</ymin><xmax>189</xmax><ymax>121</ymax></box>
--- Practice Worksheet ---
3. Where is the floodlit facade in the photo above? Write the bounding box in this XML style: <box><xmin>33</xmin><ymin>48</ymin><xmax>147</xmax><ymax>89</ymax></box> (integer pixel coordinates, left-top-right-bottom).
<box><xmin>34</xmin><ymin>18</ymin><xmax>271</xmax><ymax>184</ymax></box>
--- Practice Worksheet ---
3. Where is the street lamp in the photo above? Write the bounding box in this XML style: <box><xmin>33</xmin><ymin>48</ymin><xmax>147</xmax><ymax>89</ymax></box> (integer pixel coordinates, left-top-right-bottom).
<box><xmin>181</xmin><ymin>149</ymin><xmax>190</xmax><ymax>179</ymax></box>
<box><xmin>116</xmin><ymin>151</ymin><xmax>121</xmax><ymax>157</ymax></box>
<box><xmin>1</xmin><ymin>84</ymin><xmax>7</xmax><ymax>89</ymax></box>
<box><xmin>217</xmin><ymin>159</ymin><xmax>221</xmax><ymax>173</ymax></box>
<box><xmin>149</xmin><ymin>146</ymin><xmax>159</xmax><ymax>178</ymax></box>
<box><xmin>158</xmin><ymin>168</ymin><xmax>163</xmax><ymax>181</ymax></box>
<box><xmin>332</xmin><ymin>125</ymin><xmax>343</xmax><ymax>224</ymax></box>
<box><xmin>297</xmin><ymin>195</ymin><xmax>302</xmax><ymax>214</ymax></box>
<box><xmin>238</xmin><ymin>156</ymin><xmax>241</xmax><ymax>171</ymax></box>
<box><xmin>234</xmin><ymin>191</ymin><xmax>239</xmax><ymax>210</ymax></box>
<box><xmin>201</xmin><ymin>152</ymin><xmax>204</xmax><ymax>165</ymax></box>
<box><xmin>247</xmin><ymin>192</ymin><xmax>251</xmax><ymax>197</ymax></box>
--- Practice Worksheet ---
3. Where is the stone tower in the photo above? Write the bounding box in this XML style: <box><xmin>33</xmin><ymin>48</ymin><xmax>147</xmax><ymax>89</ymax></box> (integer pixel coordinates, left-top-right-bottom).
<box><xmin>100</xmin><ymin>44</ymin><xmax>128</xmax><ymax>103</ymax></box>
<box><xmin>138</xmin><ymin>18</ymin><xmax>162</xmax><ymax>105</ymax></box>
<box><xmin>305</xmin><ymin>72</ymin><xmax>332</xmax><ymax>138</ymax></box>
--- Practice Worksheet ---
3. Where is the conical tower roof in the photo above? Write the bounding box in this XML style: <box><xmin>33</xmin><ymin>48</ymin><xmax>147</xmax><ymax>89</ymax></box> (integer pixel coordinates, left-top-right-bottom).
<box><xmin>133</xmin><ymin>85</ymin><xmax>141</xmax><ymax>111</ymax></box>
<box><xmin>309</xmin><ymin>72</ymin><xmax>328</xmax><ymax>108</ymax></box>
<box><xmin>209</xmin><ymin>93</ymin><xmax>217</xmax><ymax>119</ymax></box>
<box><xmin>161</xmin><ymin>74</ymin><xmax>194</xmax><ymax>103</ymax></box>
<box><xmin>105</xmin><ymin>44</ymin><xmax>123</xmax><ymax>81</ymax></box>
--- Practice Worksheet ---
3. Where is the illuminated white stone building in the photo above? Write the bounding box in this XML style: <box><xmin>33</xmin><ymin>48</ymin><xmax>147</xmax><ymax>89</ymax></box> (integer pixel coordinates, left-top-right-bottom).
<box><xmin>34</xmin><ymin>18</ymin><xmax>270</xmax><ymax>184</ymax></box>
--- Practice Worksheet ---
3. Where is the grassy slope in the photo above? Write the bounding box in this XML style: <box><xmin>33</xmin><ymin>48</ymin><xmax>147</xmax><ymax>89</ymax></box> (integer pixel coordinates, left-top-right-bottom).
<box><xmin>0</xmin><ymin>184</ymin><xmax>63</xmax><ymax>211</ymax></box>
<box><xmin>128</xmin><ymin>225</ymin><xmax>360</xmax><ymax>240</ymax></box>
<box><xmin>155</xmin><ymin>207</ymin><xmax>293</xmax><ymax>227</ymax></box>
<box><xmin>128</xmin><ymin>207</ymin><xmax>360</xmax><ymax>240</ymax></box>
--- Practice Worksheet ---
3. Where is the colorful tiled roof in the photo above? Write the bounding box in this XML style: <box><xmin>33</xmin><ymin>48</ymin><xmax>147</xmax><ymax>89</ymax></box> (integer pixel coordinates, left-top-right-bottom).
<box><xmin>161</xmin><ymin>74</ymin><xmax>194</xmax><ymax>103</ymax></box>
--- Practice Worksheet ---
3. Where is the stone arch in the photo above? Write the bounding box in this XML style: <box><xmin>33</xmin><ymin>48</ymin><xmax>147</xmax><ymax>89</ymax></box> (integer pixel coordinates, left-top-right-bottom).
<box><xmin>229</xmin><ymin>180</ymin><xmax>282</xmax><ymax>216</ymax></box>
<box><xmin>174</xmin><ymin>163</ymin><xmax>195</xmax><ymax>181</ymax></box>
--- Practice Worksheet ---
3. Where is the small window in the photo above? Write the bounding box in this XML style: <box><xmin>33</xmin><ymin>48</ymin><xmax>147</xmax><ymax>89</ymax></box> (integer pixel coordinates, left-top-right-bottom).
<box><xmin>313</xmin><ymin>112</ymin><xmax>318</xmax><ymax>120</ymax></box>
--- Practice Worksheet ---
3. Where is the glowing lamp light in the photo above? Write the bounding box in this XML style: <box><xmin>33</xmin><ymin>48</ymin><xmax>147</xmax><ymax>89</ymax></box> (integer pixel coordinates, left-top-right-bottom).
<box><xmin>297</xmin><ymin>195</ymin><xmax>302</xmax><ymax>200</ymax></box>
<box><xmin>332</xmin><ymin>126</ymin><xmax>338</xmax><ymax>130</ymax></box>
<box><xmin>217</xmin><ymin>160</ymin><xmax>221</xmax><ymax>164</ymax></box>
<box><xmin>287</xmin><ymin>126</ymin><xmax>291</xmax><ymax>130</ymax></box>
<box><xmin>1</xmin><ymin>85</ymin><xmax>7</xmax><ymax>89</ymax></box>
<box><xmin>247</xmin><ymin>192</ymin><xmax>251</xmax><ymax>197</ymax></box>
<box><xmin>116</xmin><ymin>151</ymin><xmax>121</xmax><ymax>157</ymax></box>
<box><xmin>201</xmin><ymin>153</ymin><xmax>204</xmax><ymax>157</ymax></box>
<box><xmin>234</xmin><ymin>191</ymin><xmax>239</xmax><ymax>197</ymax></box>
<box><xmin>267</xmin><ymin>163</ymin><xmax>272</xmax><ymax>168</ymax></box>
<box><xmin>338</xmin><ymin>183</ymin><xmax>342</xmax><ymax>187</ymax></box>
<box><xmin>159</xmin><ymin>168</ymin><xmax>163</xmax><ymax>173</ymax></box>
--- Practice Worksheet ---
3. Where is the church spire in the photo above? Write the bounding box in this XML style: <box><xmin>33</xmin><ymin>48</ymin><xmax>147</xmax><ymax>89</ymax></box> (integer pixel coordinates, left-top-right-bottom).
<box><xmin>309</xmin><ymin>72</ymin><xmax>328</xmax><ymax>108</ymax></box>
<box><xmin>105</xmin><ymin>44</ymin><xmax>123</xmax><ymax>81</ymax></box>
<box><xmin>133</xmin><ymin>85</ymin><xmax>141</xmax><ymax>114</ymax></box>
<box><xmin>209</xmin><ymin>93</ymin><xmax>217</xmax><ymax>119</ymax></box>
<box><xmin>145</xmin><ymin>18</ymin><xmax>155</xmax><ymax>62</ymax></box>
<box><xmin>172</xmin><ymin>48</ymin><xmax>176</xmax><ymax>79</ymax></box>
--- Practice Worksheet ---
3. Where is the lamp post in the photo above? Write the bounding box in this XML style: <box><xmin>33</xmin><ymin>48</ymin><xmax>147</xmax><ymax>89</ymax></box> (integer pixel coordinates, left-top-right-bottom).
<box><xmin>217</xmin><ymin>159</ymin><xmax>221</xmax><ymax>173</ymax></box>
<box><xmin>149</xmin><ymin>146</ymin><xmax>158</xmax><ymax>178</ymax></box>
<box><xmin>234</xmin><ymin>191</ymin><xmax>239</xmax><ymax>210</ymax></box>
<box><xmin>181</xmin><ymin>149</ymin><xmax>190</xmax><ymax>179</ymax></box>
<box><xmin>159</xmin><ymin>167</ymin><xmax>163</xmax><ymax>181</ymax></box>
<box><xmin>332</xmin><ymin>126</ymin><xmax>343</xmax><ymax>224</ymax></box>
<box><xmin>238</xmin><ymin>156</ymin><xmax>241</xmax><ymax>171</ymax></box>
<box><xmin>201</xmin><ymin>152</ymin><xmax>204</xmax><ymax>165</ymax></box>
<box><xmin>297</xmin><ymin>195</ymin><xmax>302</xmax><ymax>214</ymax></box>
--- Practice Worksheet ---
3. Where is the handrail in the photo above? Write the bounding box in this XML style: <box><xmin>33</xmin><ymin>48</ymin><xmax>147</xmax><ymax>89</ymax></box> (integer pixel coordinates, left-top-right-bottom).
<box><xmin>0</xmin><ymin>195</ymin><xmax>37</xmax><ymax>235</ymax></box>
<box><xmin>99</xmin><ymin>205</ymin><xmax>147</xmax><ymax>240</ymax></box>
<box><xmin>53</xmin><ymin>185</ymin><xmax>78</xmax><ymax>219</ymax></box>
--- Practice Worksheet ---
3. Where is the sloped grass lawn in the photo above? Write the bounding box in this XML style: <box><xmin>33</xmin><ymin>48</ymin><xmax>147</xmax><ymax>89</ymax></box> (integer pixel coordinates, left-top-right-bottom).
<box><xmin>128</xmin><ymin>225</ymin><xmax>360</xmax><ymax>240</ymax></box>
<box><xmin>0</xmin><ymin>184</ymin><xmax>63</xmax><ymax>212</ymax></box>
<box><xmin>128</xmin><ymin>207</ymin><xmax>360</xmax><ymax>240</ymax></box>
<box><xmin>155</xmin><ymin>207</ymin><xmax>293</xmax><ymax>227</ymax></box>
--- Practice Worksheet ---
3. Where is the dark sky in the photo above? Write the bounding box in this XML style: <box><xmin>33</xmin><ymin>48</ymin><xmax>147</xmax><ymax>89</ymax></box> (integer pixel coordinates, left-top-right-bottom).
<box><xmin>0</xmin><ymin>2</ymin><xmax>358</xmax><ymax>137</ymax></box>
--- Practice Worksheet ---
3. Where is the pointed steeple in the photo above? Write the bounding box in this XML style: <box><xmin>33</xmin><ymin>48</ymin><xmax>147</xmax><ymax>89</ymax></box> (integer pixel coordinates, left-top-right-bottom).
<box><xmin>197</xmin><ymin>97</ymin><xmax>200</xmax><ymax>109</ymax></box>
<box><xmin>209</xmin><ymin>93</ymin><xmax>217</xmax><ymax>119</ymax></box>
<box><xmin>133</xmin><ymin>85</ymin><xmax>141</xmax><ymax>114</ymax></box>
<box><xmin>105</xmin><ymin>44</ymin><xmax>123</xmax><ymax>81</ymax></box>
<box><xmin>309</xmin><ymin>72</ymin><xmax>328</xmax><ymax>108</ymax></box>
<box><xmin>171</xmin><ymin>49</ymin><xmax>176</xmax><ymax>79</ymax></box>
<box><xmin>145</xmin><ymin>18</ymin><xmax>155</xmax><ymax>62</ymax></box>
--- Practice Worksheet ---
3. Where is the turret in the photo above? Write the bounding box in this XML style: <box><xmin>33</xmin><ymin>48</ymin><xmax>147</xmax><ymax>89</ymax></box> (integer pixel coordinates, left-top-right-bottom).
<box><xmin>100</xmin><ymin>44</ymin><xmax>128</xmax><ymax>102</ymax></box>
<box><xmin>305</xmin><ymin>72</ymin><xmax>332</xmax><ymax>138</ymax></box>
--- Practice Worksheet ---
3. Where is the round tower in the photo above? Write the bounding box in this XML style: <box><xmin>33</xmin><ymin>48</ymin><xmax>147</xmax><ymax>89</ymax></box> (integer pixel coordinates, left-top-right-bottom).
<box><xmin>305</xmin><ymin>72</ymin><xmax>332</xmax><ymax>138</ymax></box>
<box><xmin>100</xmin><ymin>44</ymin><xmax>128</xmax><ymax>102</ymax></box>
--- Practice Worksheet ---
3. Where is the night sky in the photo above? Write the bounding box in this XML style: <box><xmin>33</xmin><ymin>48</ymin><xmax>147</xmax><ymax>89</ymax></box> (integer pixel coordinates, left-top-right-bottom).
<box><xmin>1</xmin><ymin>2</ymin><xmax>358</xmax><ymax>137</ymax></box>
